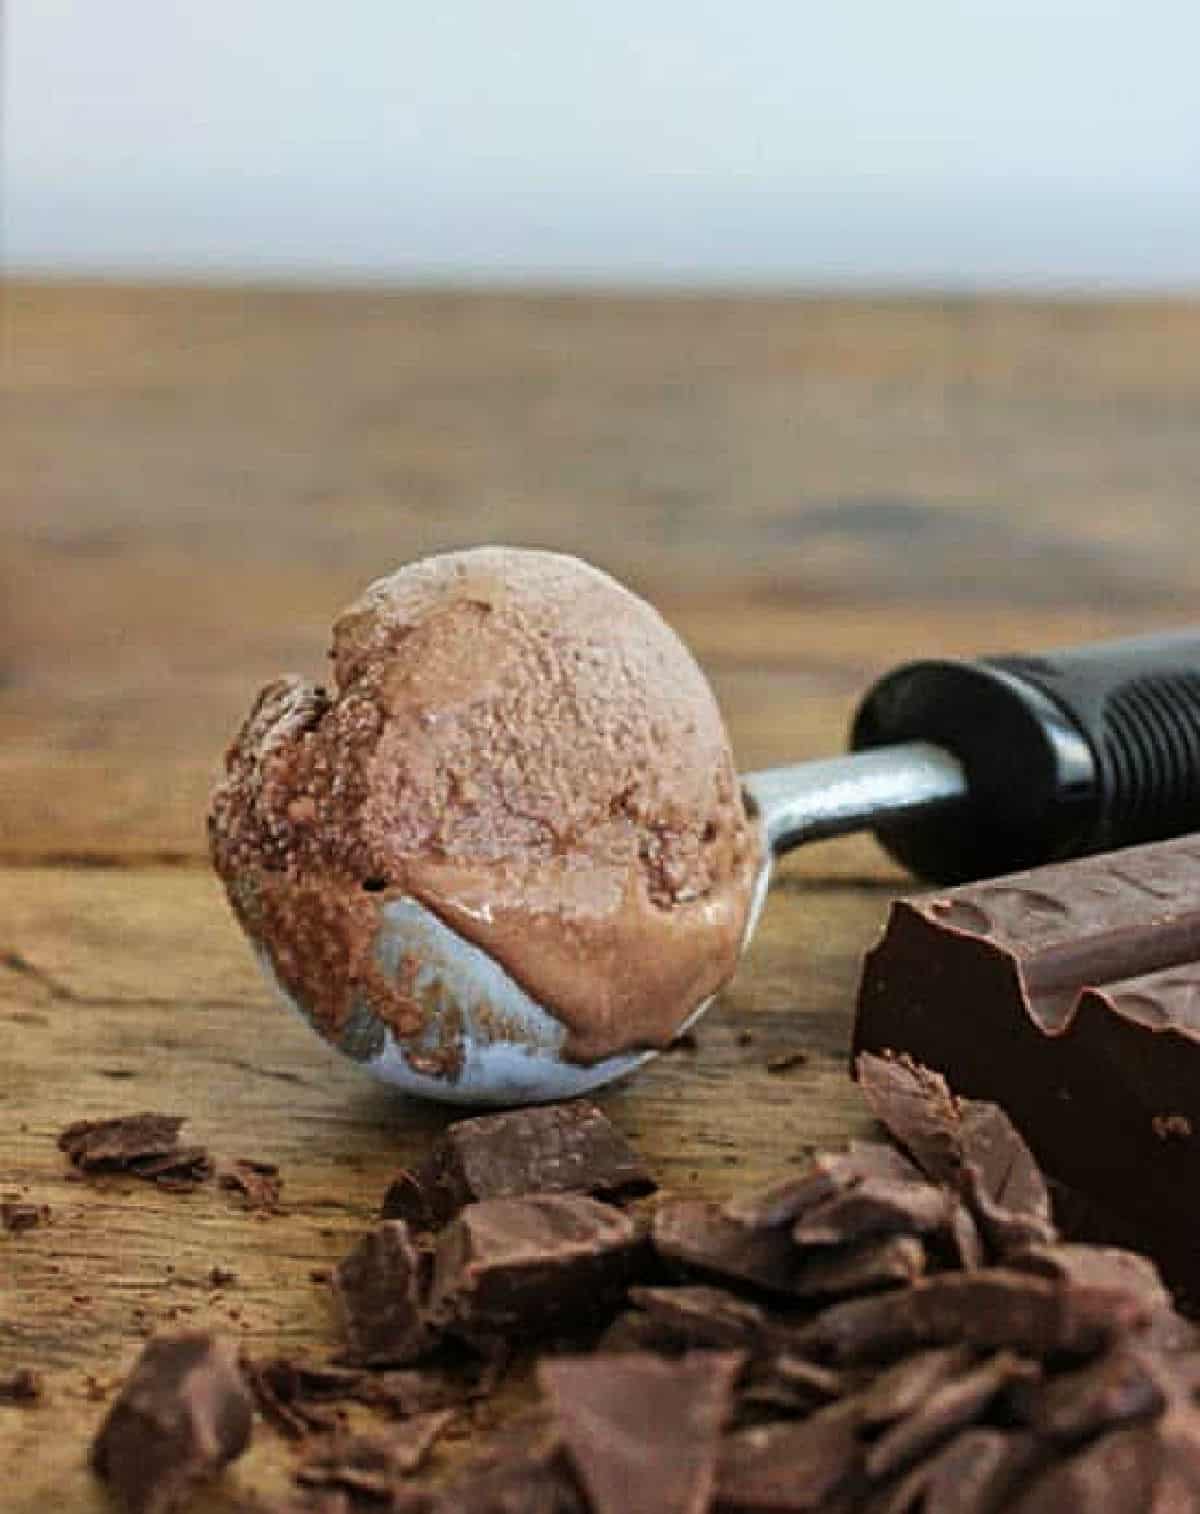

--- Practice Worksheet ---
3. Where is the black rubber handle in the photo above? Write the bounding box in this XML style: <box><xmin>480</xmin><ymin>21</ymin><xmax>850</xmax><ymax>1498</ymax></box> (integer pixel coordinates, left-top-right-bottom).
<box><xmin>850</xmin><ymin>629</ymin><xmax>1200</xmax><ymax>883</ymax></box>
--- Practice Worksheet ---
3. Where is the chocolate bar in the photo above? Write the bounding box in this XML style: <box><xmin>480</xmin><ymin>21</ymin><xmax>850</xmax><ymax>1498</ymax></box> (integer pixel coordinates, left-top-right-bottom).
<box><xmin>853</xmin><ymin>836</ymin><xmax>1200</xmax><ymax>1272</ymax></box>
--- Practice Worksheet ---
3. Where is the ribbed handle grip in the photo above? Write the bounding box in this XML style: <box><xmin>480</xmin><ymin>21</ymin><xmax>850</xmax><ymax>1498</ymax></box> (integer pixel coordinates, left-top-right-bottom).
<box><xmin>989</xmin><ymin>634</ymin><xmax>1200</xmax><ymax>853</ymax></box>
<box><xmin>852</xmin><ymin>629</ymin><xmax>1200</xmax><ymax>883</ymax></box>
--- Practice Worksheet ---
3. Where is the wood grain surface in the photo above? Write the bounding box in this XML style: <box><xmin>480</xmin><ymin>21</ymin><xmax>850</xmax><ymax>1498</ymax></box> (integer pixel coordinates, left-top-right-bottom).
<box><xmin>2</xmin><ymin>282</ymin><xmax>1199</xmax><ymax>1511</ymax></box>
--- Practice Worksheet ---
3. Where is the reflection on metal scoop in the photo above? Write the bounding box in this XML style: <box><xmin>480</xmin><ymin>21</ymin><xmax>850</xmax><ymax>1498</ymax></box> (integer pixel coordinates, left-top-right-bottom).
<box><xmin>260</xmin><ymin>742</ymin><xmax>965</xmax><ymax>1106</ymax></box>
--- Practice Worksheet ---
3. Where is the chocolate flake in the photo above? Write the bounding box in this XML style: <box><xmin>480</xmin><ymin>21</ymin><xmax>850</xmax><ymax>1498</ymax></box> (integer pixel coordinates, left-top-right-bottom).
<box><xmin>541</xmin><ymin>1350</ymin><xmax>743</xmax><ymax>1514</ymax></box>
<box><xmin>91</xmin><ymin>1333</ymin><xmax>253</xmax><ymax>1514</ymax></box>
<box><xmin>382</xmin><ymin>1102</ymin><xmax>654</xmax><ymax>1231</ymax></box>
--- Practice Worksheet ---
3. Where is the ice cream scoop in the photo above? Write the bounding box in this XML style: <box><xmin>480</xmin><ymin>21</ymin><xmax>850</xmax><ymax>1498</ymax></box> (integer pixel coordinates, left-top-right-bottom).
<box><xmin>209</xmin><ymin>550</ymin><xmax>1200</xmax><ymax>1106</ymax></box>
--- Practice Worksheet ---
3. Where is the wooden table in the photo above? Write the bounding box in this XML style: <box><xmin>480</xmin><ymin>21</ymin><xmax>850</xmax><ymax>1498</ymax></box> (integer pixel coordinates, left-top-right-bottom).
<box><xmin>3</xmin><ymin>283</ymin><xmax>1199</xmax><ymax>1510</ymax></box>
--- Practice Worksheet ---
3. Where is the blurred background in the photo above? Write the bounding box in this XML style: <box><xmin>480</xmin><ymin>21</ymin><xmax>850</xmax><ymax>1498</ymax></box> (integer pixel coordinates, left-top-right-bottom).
<box><xmin>2</xmin><ymin>0</ymin><xmax>1199</xmax><ymax>864</ymax></box>
<box><xmin>8</xmin><ymin>0</ymin><xmax>1200</xmax><ymax>288</ymax></box>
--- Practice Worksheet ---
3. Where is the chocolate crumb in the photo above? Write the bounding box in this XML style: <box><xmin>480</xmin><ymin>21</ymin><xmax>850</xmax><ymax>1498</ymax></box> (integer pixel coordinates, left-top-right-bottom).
<box><xmin>0</xmin><ymin>1369</ymin><xmax>43</xmax><ymax>1405</ymax></box>
<box><xmin>765</xmin><ymin>1050</ymin><xmax>808</xmax><ymax>1074</ymax></box>
<box><xmin>208</xmin><ymin>1266</ymin><xmax>238</xmax><ymax>1290</ymax></box>
<box><xmin>218</xmin><ymin>1158</ymin><xmax>282</xmax><ymax>1211</ymax></box>
<box><xmin>1</xmin><ymin>1200</ymin><xmax>48</xmax><ymax>1232</ymax></box>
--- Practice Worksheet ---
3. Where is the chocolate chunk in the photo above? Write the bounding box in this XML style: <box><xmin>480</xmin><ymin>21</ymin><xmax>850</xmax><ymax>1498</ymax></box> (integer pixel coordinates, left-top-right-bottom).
<box><xmin>91</xmin><ymin>1333</ymin><xmax>253</xmax><ymax>1514</ymax></box>
<box><xmin>790</xmin><ymin>1176</ymin><xmax>966</xmax><ymax>1248</ymax></box>
<box><xmin>853</xmin><ymin>841</ymin><xmax>1200</xmax><ymax>1272</ymax></box>
<box><xmin>427</xmin><ymin>1194</ymin><xmax>644</xmax><ymax>1346</ymax></box>
<box><xmin>382</xmin><ymin>1102</ymin><xmax>654</xmax><ymax>1230</ymax></box>
<box><xmin>334</xmin><ymin>1221</ymin><xmax>435</xmax><ymax>1366</ymax></box>
<box><xmin>792</xmin><ymin>1270</ymin><xmax>1145</xmax><ymax>1363</ymax></box>
<box><xmin>864</xmin><ymin>1351</ymin><xmax>1038</xmax><ymax>1480</ymax></box>
<box><xmin>1</xmin><ymin>1200</ymin><xmax>48</xmax><ymax>1232</ymax></box>
<box><xmin>0</xmin><ymin>1368</ymin><xmax>43</xmax><ymax>1404</ymax></box>
<box><xmin>1007</xmin><ymin>1344</ymin><xmax>1168</xmax><ymax>1442</ymax></box>
<box><xmin>1006</xmin><ymin>1241</ymin><xmax>1172</xmax><ymax>1306</ymax></box>
<box><xmin>1008</xmin><ymin>1410</ymin><xmax>1200</xmax><ymax>1512</ymax></box>
<box><xmin>218</xmin><ymin>1158</ymin><xmax>282</xmax><ymax>1210</ymax></box>
<box><xmin>737</xmin><ymin>1354</ymin><xmax>847</xmax><ymax>1420</ymax></box>
<box><xmin>790</xmin><ymin>1234</ymin><xmax>928</xmax><ymax>1298</ymax></box>
<box><xmin>858</xmin><ymin>1345</ymin><xmax>974</xmax><ymax>1428</ymax></box>
<box><xmin>724</xmin><ymin>1144</ymin><xmax>923</xmax><ymax>1229</ymax></box>
<box><xmin>716</xmin><ymin>1399</ymin><xmax>865</xmax><ymax>1512</ymax></box>
<box><xmin>856</xmin><ymin>1053</ymin><xmax>1055</xmax><ymax>1255</ymax></box>
<box><xmin>653</xmin><ymin>1197</ymin><xmax>926</xmax><ymax>1302</ymax></box>
<box><xmin>540</xmin><ymin>1350</ymin><xmax>743</xmax><ymax>1514</ymax></box>
<box><xmin>58</xmin><ymin>1113</ymin><xmax>213</xmax><ymax>1189</ymax></box>
<box><xmin>295</xmin><ymin>1414</ymin><xmax>453</xmax><ymax>1496</ymax></box>
<box><xmin>654</xmin><ymin>1200</ymin><xmax>802</xmax><ymax>1296</ymax></box>
<box><xmin>628</xmin><ymin>1285</ymin><xmax>770</xmax><ymax>1353</ymax></box>
<box><xmin>866</xmin><ymin>1428</ymin><xmax>1043</xmax><ymax>1514</ymax></box>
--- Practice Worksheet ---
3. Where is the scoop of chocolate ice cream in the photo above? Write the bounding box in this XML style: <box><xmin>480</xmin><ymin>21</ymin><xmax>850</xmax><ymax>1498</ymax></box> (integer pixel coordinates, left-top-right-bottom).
<box><xmin>208</xmin><ymin>547</ymin><xmax>761</xmax><ymax>1071</ymax></box>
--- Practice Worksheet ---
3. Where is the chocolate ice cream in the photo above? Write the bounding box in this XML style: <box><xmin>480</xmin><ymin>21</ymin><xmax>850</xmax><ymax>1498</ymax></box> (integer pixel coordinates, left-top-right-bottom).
<box><xmin>208</xmin><ymin>548</ymin><xmax>761</xmax><ymax>1075</ymax></box>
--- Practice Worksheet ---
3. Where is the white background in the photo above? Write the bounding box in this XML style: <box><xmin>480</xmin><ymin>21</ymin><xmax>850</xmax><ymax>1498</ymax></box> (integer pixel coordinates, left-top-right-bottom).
<box><xmin>6</xmin><ymin>1</ymin><xmax>1200</xmax><ymax>288</ymax></box>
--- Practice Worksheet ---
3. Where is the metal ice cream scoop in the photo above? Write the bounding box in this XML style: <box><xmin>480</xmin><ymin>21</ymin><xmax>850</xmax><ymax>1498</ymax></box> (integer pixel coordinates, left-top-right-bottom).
<box><xmin>261</xmin><ymin>628</ymin><xmax>1200</xmax><ymax>1105</ymax></box>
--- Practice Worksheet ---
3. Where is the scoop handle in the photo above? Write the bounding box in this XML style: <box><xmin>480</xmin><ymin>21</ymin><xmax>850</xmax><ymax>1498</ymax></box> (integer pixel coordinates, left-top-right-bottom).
<box><xmin>850</xmin><ymin>629</ymin><xmax>1200</xmax><ymax>883</ymax></box>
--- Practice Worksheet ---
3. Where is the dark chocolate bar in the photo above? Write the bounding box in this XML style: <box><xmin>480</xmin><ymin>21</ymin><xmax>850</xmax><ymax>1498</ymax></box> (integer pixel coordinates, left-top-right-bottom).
<box><xmin>853</xmin><ymin>836</ymin><xmax>1200</xmax><ymax>1271</ymax></box>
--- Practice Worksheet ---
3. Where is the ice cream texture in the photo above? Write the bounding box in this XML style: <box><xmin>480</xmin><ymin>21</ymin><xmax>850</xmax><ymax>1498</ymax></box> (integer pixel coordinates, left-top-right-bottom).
<box><xmin>208</xmin><ymin>548</ymin><xmax>761</xmax><ymax>1068</ymax></box>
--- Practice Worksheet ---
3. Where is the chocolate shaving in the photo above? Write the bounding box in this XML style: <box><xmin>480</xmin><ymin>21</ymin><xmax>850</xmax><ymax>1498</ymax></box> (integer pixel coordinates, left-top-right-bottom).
<box><xmin>91</xmin><ymin>1333</ymin><xmax>253</xmax><ymax>1514</ymax></box>
<box><xmin>540</xmin><ymin>1350</ymin><xmax>743</xmax><ymax>1514</ymax></box>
